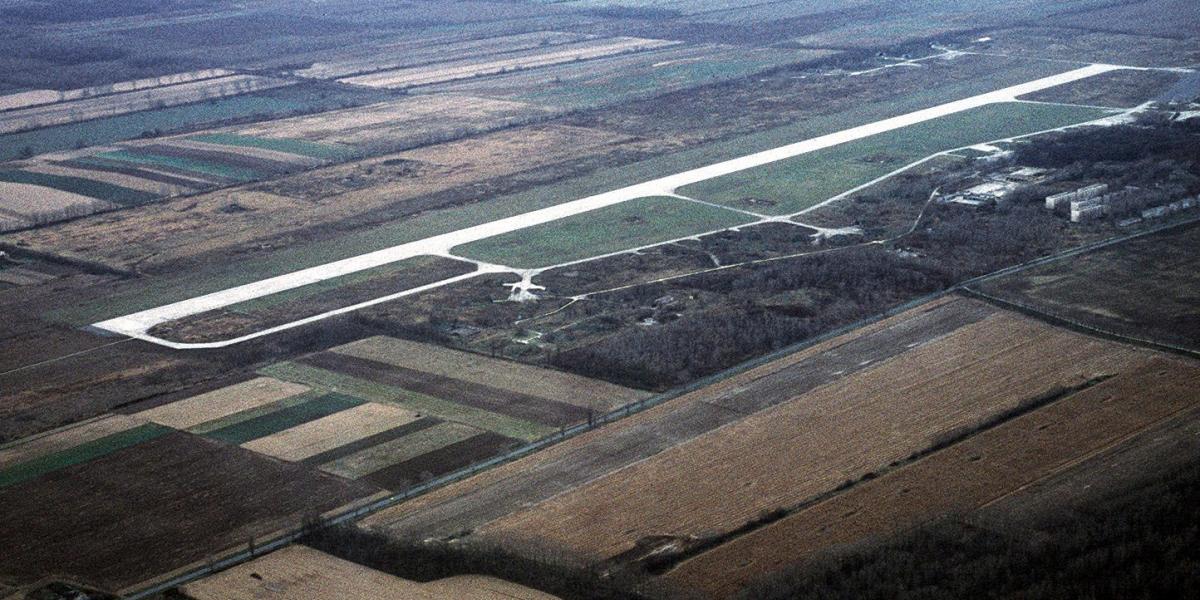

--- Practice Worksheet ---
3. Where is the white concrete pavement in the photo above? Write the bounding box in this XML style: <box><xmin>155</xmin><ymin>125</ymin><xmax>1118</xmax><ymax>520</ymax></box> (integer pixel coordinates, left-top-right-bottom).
<box><xmin>92</xmin><ymin>62</ymin><xmax>1123</xmax><ymax>349</ymax></box>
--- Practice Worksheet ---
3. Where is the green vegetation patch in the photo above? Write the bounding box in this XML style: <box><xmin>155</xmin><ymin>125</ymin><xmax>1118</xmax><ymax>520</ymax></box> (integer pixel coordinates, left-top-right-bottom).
<box><xmin>679</xmin><ymin>102</ymin><xmax>1112</xmax><ymax>215</ymax></box>
<box><xmin>260</xmin><ymin>362</ymin><xmax>554</xmax><ymax>442</ymax></box>
<box><xmin>204</xmin><ymin>392</ymin><xmax>364</xmax><ymax>445</ymax></box>
<box><xmin>188</xmin><ymin>133</ymin><xmax>361</xmax><ymax>161</ymax></box>
<box><xmin>0</xmin><ymin>83</ymin><xmax>394</xmax><ymax>162</ymax></box>
<box><xmin>94</xmin><ymin>149</ymin><xmax>264</xmax><ymax>182</ymax></box>
<box><xmin>0</xmin><ymin>423</ymin><xmax>171</xmax><ymax>488</ymax></box>
<box><xmin>456</xmin><ymin>196</ymin><xmax>754</xmax><ymax>269</ymax></box>
<box><xmin>0</xmin><ymin>169</ymin><xmax>157</xmax><ymax>206</ymax></box>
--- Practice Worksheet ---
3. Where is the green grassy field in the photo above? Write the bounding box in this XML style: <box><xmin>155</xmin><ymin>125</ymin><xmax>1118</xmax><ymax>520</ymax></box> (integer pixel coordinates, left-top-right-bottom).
<box><xmin>678</xmin><ymin>102</ymin><xmax>1112</xmax><ymax>215</ymax></box>
<box><xmin>204</xmin><ymin>392</ymin><xmax>364</xmax><ymax>445</ymax></box>
<box><xmin>0</xmin><ymin>423</ymin><xmax>171</xmax><ymax>488</ymax></box>
<box><xmin>0</xmin><ymin>84</ymin><xmax>393</xmax><ymax>162</ymax></box>
<box><xmin>94</xmin><ymin>149</ymin><xmax>265</xmax><ymax>182</ymax></box>
<box><xmin>260</xmin><ymin>362</ymin><xmax>555</xmax><ymax>442</ymax></box>
<box><xmin>456</xmin><ymin>196</ymin><xmax>754</xmax><ymax>269</ymax></box>
<box><xmin>0</xmin><ymin>169</ymin><xmax>157</xmax><ymax>206</ymax></box>
<box><xmin>187</xmin><ymin>133</ymin><xmax>361</xmax><ymax>161</ymax></box>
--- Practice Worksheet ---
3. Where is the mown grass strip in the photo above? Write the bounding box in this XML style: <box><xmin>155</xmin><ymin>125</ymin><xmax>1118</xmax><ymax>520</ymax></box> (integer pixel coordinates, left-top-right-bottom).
<box><xmin>187</xmin><ymin>133</ymin><xmax>360</xmax><ymax>161</ymax></box>
<box><xmin>94</xmin><ymin>149</ymin><xmax>263</xmax><ymax>182</ymax></box>
<box><xmin>0</xmin><ymin>169</ymin><xmax>156</xmax><ymax>206</ymax></box>
<box><xmin>679</xmin><ymin>102</ymin><xmax>1112</xmax><ymax>214</ymax></box>
<box><xmin>260</xmin><ymin>362</ymin><xmax>555</xmax><ymax>442</ymax></box>
<box><xmin>204</xmin><ymin>392</ymin><xmax>364</xmax><ymax>445</ymax></box>
<box><xmin>0</xmin><ymin>423</ymin><xmax>172</xmax><ymax>488</ymax></box>
<box><xmin>456</xmin><ymin>195</ymin><xmax>754</xmax><ymax>269</ymax></box>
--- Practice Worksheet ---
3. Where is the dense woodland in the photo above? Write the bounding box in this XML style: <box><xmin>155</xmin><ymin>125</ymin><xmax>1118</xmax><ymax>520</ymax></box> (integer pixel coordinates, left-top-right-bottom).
<box><xmin>554</xmin><ymin>201</ymin><xmax>1064</xmax><ymax>389</ymax></box>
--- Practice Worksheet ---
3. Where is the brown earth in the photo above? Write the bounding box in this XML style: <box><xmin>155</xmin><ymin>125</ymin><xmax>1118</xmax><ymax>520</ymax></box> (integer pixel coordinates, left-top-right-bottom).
<box><xmin>0</xmin><ymin>431</ymin><xmax>379</xmax><ymax>593</ymax></box>
<box><xmin>332</xmin><ymin>336</ymin><xmax>651</xmax><ymax>411</ymax></box>
<box><xmin>363</xmin><ymin>432</ymin><xmax>520</xmax><ymax>491</ymax></box>
<box><xmin>662</xmin><ymin>356</ymin><xmax>1200</xmax><ymax>598</ymax></box>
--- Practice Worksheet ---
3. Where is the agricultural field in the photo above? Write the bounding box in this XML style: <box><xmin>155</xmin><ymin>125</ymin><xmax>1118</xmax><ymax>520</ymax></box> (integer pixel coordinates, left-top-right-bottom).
<box><xmin>295</xmin><ymin>31</ymin><xmax>592</xmax><ymax>80</ymax></box>
<box><xmin>0</xmin><ymin>131</ymin><xmax>359</xmax><ymax>229</ymax></box>
<box><xmin>0</xmin><ymin>179</ymin><xmax>117</xmax><ymax>231</ymax></box>
<box><xmin>339</xmin><ymin>37</ymin><xmax>679</xmax><ymax>90</ymax></box>
<box><xmin>0</xmin><ymin>73</ymin><xmax>292</xmax><ymax>134</ymax></box>
<box><xmin>0</xmin><ymin>424</ymin><xmax>378</xmax><ymax>593</ymax></box>
<box><xmin>433</xmin><ymin>43</ymin><xmax>835</xmax><ymax>109</ymax></box>
<box><xmin>179</xmin><ymin>545</ymin><xmax>560</xmax><ymax>600</ymax></box>
<box><xmin>464</xmin><ymin>302</ymin><xmax>1150</xmax><ymax>562</ymax></box>
<box><xmin>456</xmin><ymin>195</ymin><xmax>755</xmax><ymax>269</ymax></box>
<box><xmin>124</xmin><ymin>336</ymin><xmax>647</xmax><ymax>492</ymax></box>
<box><xmin>0</xmin><ymin>83</ymin><xmax>395</xmax><ymax>162</ymax></box>
<box><xmin>663</xmin><ymin>356</ymin><xmax>1200</xmax><ymax>597</ymax></box>
<box><xmin>975</xmin><ymin>220</ymin><xmax>1200</xmax><ymax>353</ymax></box>
<box><xmin>677</xmin><ymin>101</ymin><xmax>1112</xmax><ymax>215</ymax></box>
<box><xmin>363</xmin><ymin>297</ymin><xmax>1001</xmax><ymax>538</ymax></box>
<box><xmin>228</xmin><ymin>93</ymin><xmax>552</xmax><ymax>154</ymax></box>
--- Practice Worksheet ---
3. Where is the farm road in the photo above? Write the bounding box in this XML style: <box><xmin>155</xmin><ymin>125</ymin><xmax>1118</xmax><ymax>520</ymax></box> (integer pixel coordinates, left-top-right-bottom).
<box><xmin>366</xmin><ymin>298</ymin><xmax>994</xmax><ymax>540</ymax></box>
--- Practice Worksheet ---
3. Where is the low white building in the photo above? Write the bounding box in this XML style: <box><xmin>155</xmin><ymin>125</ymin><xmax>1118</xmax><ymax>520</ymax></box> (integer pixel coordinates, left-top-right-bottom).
<box><xmin>1046</xmin><ymin>183</ymin><xmax>1109</xmax><ymax>210</ymax></box>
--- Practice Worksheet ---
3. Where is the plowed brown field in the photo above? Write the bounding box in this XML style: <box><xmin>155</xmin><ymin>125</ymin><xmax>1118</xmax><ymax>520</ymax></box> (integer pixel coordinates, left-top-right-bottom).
<box><xmin>663</xmin><ymin>356</ymin><xmax>1200</xmax><ymax>597</ymax></box>
<box><xmin>472</xmin><ymin>309</ymin><xmax>1151</xmax><ymax>560</ymax></box>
